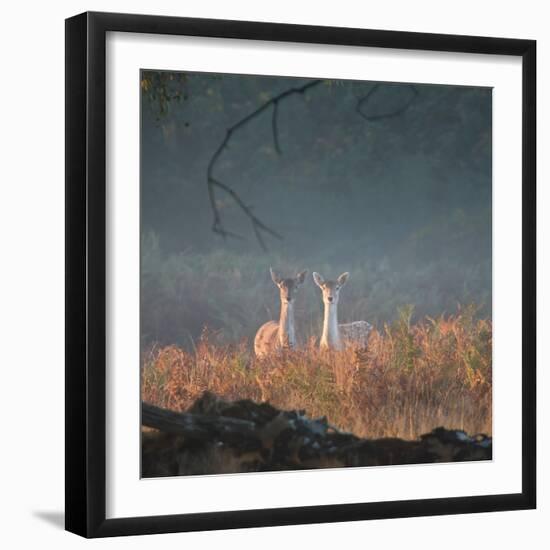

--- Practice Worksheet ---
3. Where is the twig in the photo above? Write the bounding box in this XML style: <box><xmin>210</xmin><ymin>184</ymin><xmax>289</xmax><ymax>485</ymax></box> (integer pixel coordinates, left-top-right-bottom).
<box><xmin>356</xmin><ymin>83</ymin><xmax>419</xmax><ymax>122</ymax></box>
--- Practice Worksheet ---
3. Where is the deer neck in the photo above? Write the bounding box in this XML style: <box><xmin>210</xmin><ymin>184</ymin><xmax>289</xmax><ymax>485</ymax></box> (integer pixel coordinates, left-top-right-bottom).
<box><xmin>278</xmin><ymin>301</ymin><xmax>296</xmax><ymax>348</ymax></box>
<box><xmin>321</xmin><ymin>302</ymin><xmax>341</xmax><ymax>349</ymax></box>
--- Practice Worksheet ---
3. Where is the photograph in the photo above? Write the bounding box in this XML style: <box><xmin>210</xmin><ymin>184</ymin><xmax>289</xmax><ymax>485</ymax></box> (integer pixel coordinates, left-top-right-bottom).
<box><xmin>139</xmin><ymin>70</ymin><xmax>493</xmax><ymax>478</ymax></box>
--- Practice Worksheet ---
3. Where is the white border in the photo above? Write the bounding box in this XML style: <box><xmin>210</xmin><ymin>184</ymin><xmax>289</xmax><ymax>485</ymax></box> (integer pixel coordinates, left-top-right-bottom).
<box><xmin>106</xmin><ymin>31</ymin><xmax>522</xmax><ymax>519</ymax></box>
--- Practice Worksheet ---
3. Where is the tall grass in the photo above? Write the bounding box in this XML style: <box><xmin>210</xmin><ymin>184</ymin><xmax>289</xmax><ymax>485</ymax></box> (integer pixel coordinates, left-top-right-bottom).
<box><xmin>141</xmin><ymin>306</ymin><xmax>492</xmax><ymax>439</ymax></box>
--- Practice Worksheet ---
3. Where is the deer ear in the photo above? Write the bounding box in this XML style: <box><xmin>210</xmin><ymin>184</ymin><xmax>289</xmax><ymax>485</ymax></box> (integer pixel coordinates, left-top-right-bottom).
<box><xmin>337</xmin><ymin>272</ymin><xmax>349</xmax><ymax>287</ymax></box>
<box><xmin>270</xmin><ymin>267</ymin><xmax>282</xmax><ymax>286</ymax></box>
<box><xmin>312</xmin><ymin>272</ymin><xmax>324</xmax><ymax>287</ymax></box>
<box><xmin>296</xmin><ymin>270</ymin><xmax>308</xmax><ymax>285</ymax></box>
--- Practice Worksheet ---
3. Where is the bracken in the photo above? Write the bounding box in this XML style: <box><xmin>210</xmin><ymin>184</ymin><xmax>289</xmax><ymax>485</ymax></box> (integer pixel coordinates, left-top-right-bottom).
<box><xmin>141</xmin><ymin>307</ymin><xmax>491</xmax><ymax>440</ymax></box>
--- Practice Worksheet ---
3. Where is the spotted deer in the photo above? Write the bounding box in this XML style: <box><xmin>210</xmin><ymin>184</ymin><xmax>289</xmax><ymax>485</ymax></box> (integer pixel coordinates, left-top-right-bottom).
<box><xmin>254</xmin><ymin>268</ymin><xmax>308</xmax><ymax>357</ymax></box>
<box><xmin>312</xmin><ymin>271</ymin><xmax>373</xmax><ymax>350</ymax></box>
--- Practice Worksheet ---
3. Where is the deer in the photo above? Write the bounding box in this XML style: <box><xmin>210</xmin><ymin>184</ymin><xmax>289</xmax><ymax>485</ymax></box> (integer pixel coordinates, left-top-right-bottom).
<box><xmin>312</xmin><ymin>271</ymin><xmax>373</xmax><ymax>350</ymax></box>
<box><xmin>254</xmin><ymin>268</ymin><xmax>308</xmax><ymax>357</ymax></box>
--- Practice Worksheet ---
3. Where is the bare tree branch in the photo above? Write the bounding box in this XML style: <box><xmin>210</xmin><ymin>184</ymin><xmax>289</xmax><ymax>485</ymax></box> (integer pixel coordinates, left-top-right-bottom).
<box><xmin>356</xmin><ymin>83</ymin><xmax>419</xmax><ymax>122</ymax></box>
<box><xmin>207</xmin><ymin>79</ymin><xmax>323</xmax><ymax>249</ymax></box>
<box><xmin>206</xmin><ymin>80</ymin><xmax>418</xmax><ymax>250</ymax></box>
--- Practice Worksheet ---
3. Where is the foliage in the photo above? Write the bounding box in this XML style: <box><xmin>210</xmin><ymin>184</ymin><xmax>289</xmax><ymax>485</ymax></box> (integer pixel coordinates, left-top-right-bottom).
<box><xmin>141</xmin><ymin>71</ymin><xmax>188</xmax><ymax>120</ymax></box>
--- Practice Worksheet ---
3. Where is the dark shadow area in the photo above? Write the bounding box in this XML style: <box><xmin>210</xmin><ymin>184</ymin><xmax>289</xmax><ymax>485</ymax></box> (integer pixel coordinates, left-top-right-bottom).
<box><xmin>32</xmin><ymin>510</ymin><xmax>65</xmax><ymax>530</ymax></box>
<box><xmin>142</xmin><ymin>393</ymin><xmax>492</xmax><ymax>477</ymax></box>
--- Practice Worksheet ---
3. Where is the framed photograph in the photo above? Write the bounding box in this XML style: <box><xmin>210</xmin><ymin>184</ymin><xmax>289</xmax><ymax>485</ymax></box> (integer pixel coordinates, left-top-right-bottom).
<box><xmin>65</xmin><ymin>11</ymin><xmax>536</xmax><ymax>537</ymax></box>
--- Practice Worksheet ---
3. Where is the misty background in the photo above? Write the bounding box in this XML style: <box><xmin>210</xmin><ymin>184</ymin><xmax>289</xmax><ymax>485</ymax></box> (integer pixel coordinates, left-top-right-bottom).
<box><xmin>140</xmin><ymin>71</ymin><xmax>492</xmax><ymax>350</ymax></box>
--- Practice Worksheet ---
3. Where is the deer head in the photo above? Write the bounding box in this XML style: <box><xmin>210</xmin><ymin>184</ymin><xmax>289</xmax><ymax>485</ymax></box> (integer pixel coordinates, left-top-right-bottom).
<box><xmin>312</xmin><ymin>272</ymin><xmax>349</xmax><ymax>306</ymax></box>
<box><xmin>270</xmin><ymin>267</ymin><xmax>308</xmax><ymax>305</ymax></box>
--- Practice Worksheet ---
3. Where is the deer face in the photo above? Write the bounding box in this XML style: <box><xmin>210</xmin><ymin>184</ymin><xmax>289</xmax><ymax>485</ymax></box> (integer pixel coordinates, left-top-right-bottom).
<box><xmin>270</xmin><ymin>268</ymin><xmax>308</xmax><ymax>304</ymax></box>
<box><xmin>312</xmin><ymin>272</ymin><xmax>349</xmax><ymax>306</ymax></box>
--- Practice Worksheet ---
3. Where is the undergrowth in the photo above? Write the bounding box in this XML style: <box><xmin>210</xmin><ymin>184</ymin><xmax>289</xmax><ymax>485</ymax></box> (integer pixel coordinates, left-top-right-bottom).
<box><xmin>142</xmin><ymin>306</ymin><xmax>492</xmax><ymax>439</ymax></box>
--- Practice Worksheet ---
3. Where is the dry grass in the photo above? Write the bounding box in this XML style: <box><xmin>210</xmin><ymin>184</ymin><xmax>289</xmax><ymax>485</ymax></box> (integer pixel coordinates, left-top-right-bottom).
<box><xmin>141</xmin><ymin>306</ymin><xmax>491</xmax><ymax>439</ymax></box>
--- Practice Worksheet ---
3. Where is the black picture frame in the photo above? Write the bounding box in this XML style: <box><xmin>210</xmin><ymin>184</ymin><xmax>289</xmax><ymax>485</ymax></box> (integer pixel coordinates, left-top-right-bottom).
<box><xmin>65</xmin><ymin>11</ymin><xmax>536</xmax><ymax>538</ymax></box>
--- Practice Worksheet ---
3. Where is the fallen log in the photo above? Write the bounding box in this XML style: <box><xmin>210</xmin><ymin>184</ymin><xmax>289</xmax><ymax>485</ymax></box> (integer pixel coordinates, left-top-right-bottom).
<box><xmin>142</xmin><ymin>393</ymin><xmax>492</xmax><ymax>477</ymax></box>
<box><xmin>143</xmin><ymin>402</ymin><xmax>259</xmax><ymax>447</ymax></box>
